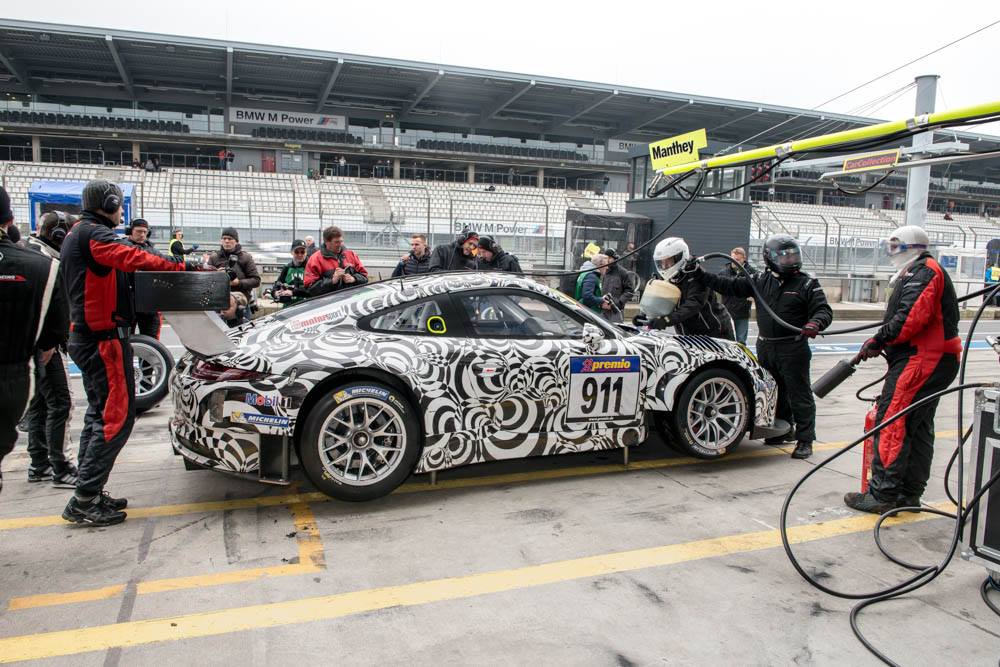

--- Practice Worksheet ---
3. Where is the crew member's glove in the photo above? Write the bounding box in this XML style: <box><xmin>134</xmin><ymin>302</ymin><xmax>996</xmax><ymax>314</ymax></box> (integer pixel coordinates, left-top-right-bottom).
<box><xmin>650</xmin><ymin>317</ymin><xmax>668</xmax><ymax>330</ymax></box>
<box><xmin>632</xmin><ymin>313</ymin><xmax>650</xmax><ymax>327</ymax></box>
<box><xmin>800</xmin><ymin>321</ymin><xmax>821</xmax><ymax>339</ymax></box>
<box><xmin>191</xmin><ymin>244</ymin><xmax>200</xmax><ymax>250</ymax></box>
<box><xmin>857</xmin><ymin>337</ymin><xmax>885</xmax><ymax>361</ymax></box>
<box><xmin>683</xmin><ymin>258</ymin><xmax>704</xmax><ymax>280</ymax></box>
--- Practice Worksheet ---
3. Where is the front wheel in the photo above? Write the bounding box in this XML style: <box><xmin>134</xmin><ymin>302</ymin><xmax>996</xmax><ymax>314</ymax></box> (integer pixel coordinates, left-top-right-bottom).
<box><xmin>131</xmin><ymin>335</ymin><xmax>173</xmax><ymax>415</ymax></box>
<box><xmin>299</xmin><ymin>382</ymin><xmax>420</xmax><ymax>501</ymax></box>
<box><xmin>665</xmin><ymin>369</ymin><xmax>749</xmax><ymax>459</ymax></box>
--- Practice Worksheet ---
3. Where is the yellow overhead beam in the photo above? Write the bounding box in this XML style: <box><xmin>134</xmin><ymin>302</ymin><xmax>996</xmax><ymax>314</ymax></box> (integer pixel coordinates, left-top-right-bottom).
<box><xmin>655</xmin><ymin>99</ymin><xmax>1000</xmax><ymax>177</ymax></box>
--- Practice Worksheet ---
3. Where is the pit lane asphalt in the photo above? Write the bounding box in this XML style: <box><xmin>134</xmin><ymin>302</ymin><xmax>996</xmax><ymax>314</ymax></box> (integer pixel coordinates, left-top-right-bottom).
<box><xmin>2</xmin><ymin>349</ymin><xmax>999</xmax><ymax>665</ymax></box>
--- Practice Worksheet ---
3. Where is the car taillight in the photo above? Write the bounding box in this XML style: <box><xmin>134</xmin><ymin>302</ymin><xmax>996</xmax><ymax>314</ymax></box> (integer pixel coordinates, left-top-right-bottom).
<box><xmin>190</xmin><ymin>359</ymin><xmax>266</xmax><ymax>382</ymax></box>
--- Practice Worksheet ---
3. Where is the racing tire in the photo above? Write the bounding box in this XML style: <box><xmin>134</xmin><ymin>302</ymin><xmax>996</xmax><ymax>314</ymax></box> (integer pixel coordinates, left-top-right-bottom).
<box><xmin>665</xmin><ymin>368</ymin><xmax>749</xmax><ymax>460</ymax></box>
<box><xmin>299</xmin><ymin>382</ymin><xmax>421</xmax><ymax>502</ymax></box>
<box><xmin>131</xmin><ymin>335</ymin><xmax>173</xmax><ymax>415</ymax></box>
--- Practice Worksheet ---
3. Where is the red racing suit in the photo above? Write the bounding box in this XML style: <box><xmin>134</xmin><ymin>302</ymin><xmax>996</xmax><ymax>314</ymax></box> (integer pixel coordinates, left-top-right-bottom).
<box><xmin>868</xmin><ymin>252</ymin><xmax>960</xmax><ymax>502</ymax></box>
<box><xmin>60</xmin><ymin>212</ymin><xmax>188</xmax><ymax>496</ymax></box>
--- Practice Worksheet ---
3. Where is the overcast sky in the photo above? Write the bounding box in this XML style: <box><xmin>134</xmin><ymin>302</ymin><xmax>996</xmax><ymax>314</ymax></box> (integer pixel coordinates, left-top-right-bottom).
<box><xmin>8</xmin><ymin>1</ymin><xmax>1000</xmax><ymax>137</ymax></box>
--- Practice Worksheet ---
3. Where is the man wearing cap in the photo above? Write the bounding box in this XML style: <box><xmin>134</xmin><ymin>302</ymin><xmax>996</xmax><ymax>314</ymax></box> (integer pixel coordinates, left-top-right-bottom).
<box><xmin>59</xmin><ymin>179</ymin><xmax>197</xmax><ymax>525</ymax></box>
<box><xmin>429</xmin><ymin>228</ymin><xmax>479</xmax><ymax>272</ymax></box>
<box><xmin>476</xmin><ymin>235</ymin><xmax>522</xmax><ymax>273</ymax></box>
<box><xmin>272</xmin><ymin>239</ymin><xmax>310</xmax><ymax>307</ymax></box>
<box><xmin>207</xmin><ymin>227</ymin><xmax>260</xmax><ymax>324</ymax></box>
<box><xmin>123</xmin><ymin>219</ymin><xmax>165</xmax><ymax>338</ymax></box>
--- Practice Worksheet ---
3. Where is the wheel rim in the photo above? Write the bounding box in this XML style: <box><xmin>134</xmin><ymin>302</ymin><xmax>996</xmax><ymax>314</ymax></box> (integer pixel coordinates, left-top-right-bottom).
<box><xmin>318</xmin><ymin>398</ymin><xmax>407</xmax><ymax>486</ymax></box>
<box><xmin>685</xmin><ymin>377</ymin><xmax>746</xmax><ymax>451</ymax></box>
<box><xmin>132</xmin><ymin>344</ymin><xmax>166</xmax><ymax>398</ymax></box>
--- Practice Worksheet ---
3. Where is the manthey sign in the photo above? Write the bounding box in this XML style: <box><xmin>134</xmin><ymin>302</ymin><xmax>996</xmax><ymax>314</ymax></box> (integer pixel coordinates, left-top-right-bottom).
<box><xmin>648</xmin><ymin>129</ymin><xmax>708</xmax><ymax>172</ymax></box>
<box><xmin>230</xmin><ymin>107</ymin><xmax>346</xmax><ymax>130</ymax></box>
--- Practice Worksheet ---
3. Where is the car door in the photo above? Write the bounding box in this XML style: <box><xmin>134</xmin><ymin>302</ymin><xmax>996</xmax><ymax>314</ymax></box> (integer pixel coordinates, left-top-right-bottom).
<box><xmin>452</xmin><ymin>288</ymin><xmax>645</xmax><ymax>458</ymax></box>
<box><xmin>359</xmin><ymin>293</ymin><xmax>485</xmax><ymax>467</ymax></box>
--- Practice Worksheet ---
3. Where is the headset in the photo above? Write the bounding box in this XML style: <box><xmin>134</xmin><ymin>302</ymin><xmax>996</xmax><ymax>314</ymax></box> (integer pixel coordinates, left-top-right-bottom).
<box><xmin>101</xmin><ymin>184</ymin><xmax>122</xmax><ymax>214</ymax></box>
<box><xmin>41</xmin><ymin>210</ymin><xmax>72</xmax><ymax>246</ymax></box>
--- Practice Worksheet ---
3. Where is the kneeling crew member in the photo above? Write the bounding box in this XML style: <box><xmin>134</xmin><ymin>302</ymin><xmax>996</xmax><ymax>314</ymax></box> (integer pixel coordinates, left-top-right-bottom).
<box><xmin>638</xmin><ymin>238</ymin><xmax>734</xmax><ymax>339</ymax></box>
<box><xmin>695</xmin><ymin>234</ymin><xmax>832</xmax><ymax>459</ymax></box>
<box><xmin>60</xmin><ymin>179</ymin><xmax>196</xmax><ymax>526</ymax></box>
<box><xmin>845</xmin><ymin>226</ymin><xmax>960</xmax><ymax>513</ymax></box>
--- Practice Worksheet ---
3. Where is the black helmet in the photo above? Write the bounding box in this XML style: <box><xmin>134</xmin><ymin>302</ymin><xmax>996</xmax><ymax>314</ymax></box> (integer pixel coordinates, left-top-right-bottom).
<box><xmin>477</xmin><ymin>235</ymin><xmax>499</xmax><ymax>254</ymax></box>
<box><xmin>762</xmin><ymin>234</ymin><xmax>802</xmax><ymax>275</ymax></box>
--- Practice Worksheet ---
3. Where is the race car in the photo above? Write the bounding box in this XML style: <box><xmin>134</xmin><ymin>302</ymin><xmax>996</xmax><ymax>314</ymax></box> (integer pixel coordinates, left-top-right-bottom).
<box><xmin>169</xmin><ymin>272</ymin><xmax>785</xmax><ymax>501</ymax></box>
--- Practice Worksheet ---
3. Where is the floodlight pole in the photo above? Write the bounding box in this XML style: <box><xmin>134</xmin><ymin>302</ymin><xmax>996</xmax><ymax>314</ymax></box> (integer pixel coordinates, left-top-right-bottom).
<box><xmin>904</xmin><ymin>75</ymin><xmax>939</xmax><ymax>229</ymax></box>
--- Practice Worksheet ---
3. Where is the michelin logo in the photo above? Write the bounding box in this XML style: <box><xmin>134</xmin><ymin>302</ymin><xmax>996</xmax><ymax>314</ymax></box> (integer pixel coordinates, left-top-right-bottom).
<box><xmin>233</xmin><ymin>411</ymin><xmax>290</xmax><ymax>428</ymax></box>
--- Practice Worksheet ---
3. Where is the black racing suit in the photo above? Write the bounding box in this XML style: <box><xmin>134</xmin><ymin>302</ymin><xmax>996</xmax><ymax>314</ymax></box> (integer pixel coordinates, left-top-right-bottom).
<box><xmin>700</xmin><ymin>269</ymin><xmax>833</xmax><ymax>443</ymax></box>
<box><xmin>0</xmin><ymin>235</ymin><xmax>68</xmax><ymax>476</ymax></box>
<box><xmin>123</xmin><ymin>238</ymin><xmax>165</xmax><ymax>338</ymax></box>
<box><xmin>60</xmin><ymin>212</ymin><xmax>188</xmax><ymax>498</ymax></box>
<box><xmin>650</xmin><ymin>273</ymin><xmax>734</xmax><ymax>339</ymax></box>
<box><xmin>868</xmin><ymin>253</ymin><xmax>960</xmax><ymax>503</ymax></box>
<box><xmin>24</xmin><ymin>235</ymin><xmax>74</xmax><ymax>475</ymax></box>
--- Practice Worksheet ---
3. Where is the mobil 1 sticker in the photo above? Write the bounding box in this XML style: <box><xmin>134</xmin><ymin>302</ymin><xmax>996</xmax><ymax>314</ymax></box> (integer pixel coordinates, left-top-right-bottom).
<box><xmin>568</xmin><ymin>355</ymin><xmax>641</xmax><ymax>421</ymax></box>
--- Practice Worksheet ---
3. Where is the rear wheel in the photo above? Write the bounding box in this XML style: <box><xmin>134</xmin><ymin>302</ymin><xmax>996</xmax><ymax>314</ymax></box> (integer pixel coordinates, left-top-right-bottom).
<box><xmin>299</xmin><ymin>382</ymin><xmax>420</xmax><ymax>501</ymax></box>
<box><xmin>131</xmin><ymin>335</ymin><xmax>173</xmax><ymax>415</ymax></box>
<box><xmin>665</xmin><ymin>369</ymin><xmax>749</xmax><ymax>459</ymax></box>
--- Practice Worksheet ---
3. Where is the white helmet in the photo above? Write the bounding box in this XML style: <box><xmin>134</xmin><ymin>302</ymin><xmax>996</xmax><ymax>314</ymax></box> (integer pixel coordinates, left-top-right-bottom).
<box><xmin>653</xmin><ymin>237</ymin><xmax>690</xmax><ymax>282</ymax></box>
<box><xmin>885</xmin><ymin>225</ymin><xmax>930</xmax><ymax>269</ymax></box>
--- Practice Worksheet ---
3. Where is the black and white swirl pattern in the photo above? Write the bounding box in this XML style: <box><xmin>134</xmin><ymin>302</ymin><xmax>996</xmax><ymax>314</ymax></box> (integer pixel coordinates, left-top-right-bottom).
<box><xmin>173</xmin><ymin>273</ymin><xmax>780</xmax><ymax>476</ymax></box>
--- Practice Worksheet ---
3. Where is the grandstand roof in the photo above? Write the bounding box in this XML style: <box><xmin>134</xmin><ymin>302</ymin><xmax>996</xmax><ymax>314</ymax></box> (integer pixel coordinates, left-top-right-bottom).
<box><xmin>1</xmin><ymin>19</ymin><xmax>999</xmax><ymax>172</ymax></box>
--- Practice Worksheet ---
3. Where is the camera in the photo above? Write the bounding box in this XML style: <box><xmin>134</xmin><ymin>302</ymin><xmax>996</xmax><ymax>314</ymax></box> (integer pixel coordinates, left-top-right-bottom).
<box><xmin>225</xmin><ymin>255</ymin><xmax>240</xmax><ymax>282</ymax></box>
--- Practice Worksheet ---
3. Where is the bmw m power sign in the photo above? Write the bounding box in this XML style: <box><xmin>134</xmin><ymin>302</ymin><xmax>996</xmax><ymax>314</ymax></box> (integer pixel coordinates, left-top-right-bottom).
<box><xmin>568</xmin><ymin>355</ymin><xmax>641</xmax><ymax>421</ymax></box>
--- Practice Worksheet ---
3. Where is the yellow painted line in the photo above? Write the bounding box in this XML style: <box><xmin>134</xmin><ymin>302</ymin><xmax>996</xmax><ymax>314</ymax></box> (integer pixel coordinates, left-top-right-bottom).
<box><xmin>0</xmin><ymin>431</ymin><xmax>960</xmax><ymax>532</ymax></box>
<box><xmin>0</xmin><ymin>505</ymin><xmax>948</xmax><ymax>663</ymax></box>
<box><xmin>8</xmin><ymin>504</ymin><xmax>327</xmax><ymax>611</ymax></box>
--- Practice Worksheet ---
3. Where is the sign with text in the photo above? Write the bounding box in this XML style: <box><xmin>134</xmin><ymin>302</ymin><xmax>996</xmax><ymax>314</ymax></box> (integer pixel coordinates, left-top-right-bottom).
<box><xmin>230</xmin><ymin>107</ymin><xmax>346</xmax><ymax>130</ymax></box>
<box><xmin>648</xmin><ymin>129</ymin><xmax>708</xmax><ymax>172</ymax></box>
<box><xmin>841</xmin><ymin>149</ymin><xmax>900</xmax><ymax>174</ymax></box>
<box><xmin>607</xmin><ymin>137</ymin><xmax>645</xmax><ymax>155</ymax></box>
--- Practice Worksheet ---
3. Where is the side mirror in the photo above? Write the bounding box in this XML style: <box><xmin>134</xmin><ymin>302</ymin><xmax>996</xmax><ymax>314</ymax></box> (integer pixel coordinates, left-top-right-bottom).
<box><xmin>582</xmin><ymin>323</ymin><xmax>606</xmax><ymax>350</ymax></box>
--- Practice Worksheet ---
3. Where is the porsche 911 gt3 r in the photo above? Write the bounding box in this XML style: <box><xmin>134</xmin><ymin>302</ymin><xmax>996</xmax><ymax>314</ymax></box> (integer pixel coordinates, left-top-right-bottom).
<box><xmin>169</xmin><ymin>273</ymin><xmax>784</xmax><ymax>501</ymax></box>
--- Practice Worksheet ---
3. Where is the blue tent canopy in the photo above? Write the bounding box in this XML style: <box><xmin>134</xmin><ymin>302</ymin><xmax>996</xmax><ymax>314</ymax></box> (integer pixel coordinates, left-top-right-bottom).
<box><xmin>27</xmin><ymin>180</ymin><xmax>135</xmax><ymax>231</ymax></box>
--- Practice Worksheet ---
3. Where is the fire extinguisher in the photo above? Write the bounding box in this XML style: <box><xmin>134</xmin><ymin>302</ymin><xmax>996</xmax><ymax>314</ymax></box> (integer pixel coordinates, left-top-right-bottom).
<box><xmin>861</xmin><ymin>403</ymin><xmax>877</xmax><ymax>493</ymax></box>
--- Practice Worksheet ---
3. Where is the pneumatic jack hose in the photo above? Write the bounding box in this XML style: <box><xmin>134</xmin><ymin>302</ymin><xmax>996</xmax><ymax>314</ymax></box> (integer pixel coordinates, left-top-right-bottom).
<box><xmin>777</xmin><ymin>281</ymin><xmax>1000</xmax><ymax>666</ymax></box>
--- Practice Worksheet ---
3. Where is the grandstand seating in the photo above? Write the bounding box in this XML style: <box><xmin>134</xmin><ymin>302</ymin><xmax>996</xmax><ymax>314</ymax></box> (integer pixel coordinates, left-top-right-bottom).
<box><xmin>415</xmin><ymin>139</ymin><xmax>589</xmax><ymax>162</ymax></box>
<box><xmin>250</xmin><ymin>127</ymin><xmax>363</xmax><ymax>145</ymax></box>
<box><xmin>0</xmin><ymin>110</ymin><xmax>189</xmax><ymax>134</ymax></box>
<box><xmin>0</xmin><ymin>161</ymin><xmax>623</xmax><ymax>264</ymax></box>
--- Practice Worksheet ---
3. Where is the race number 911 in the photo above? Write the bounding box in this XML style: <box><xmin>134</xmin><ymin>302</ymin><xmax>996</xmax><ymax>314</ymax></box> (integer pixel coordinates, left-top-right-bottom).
<box><xmin>567</xmin><ymin>355</ymin><xmax>641</xmax><ymax>421</ymax></box>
